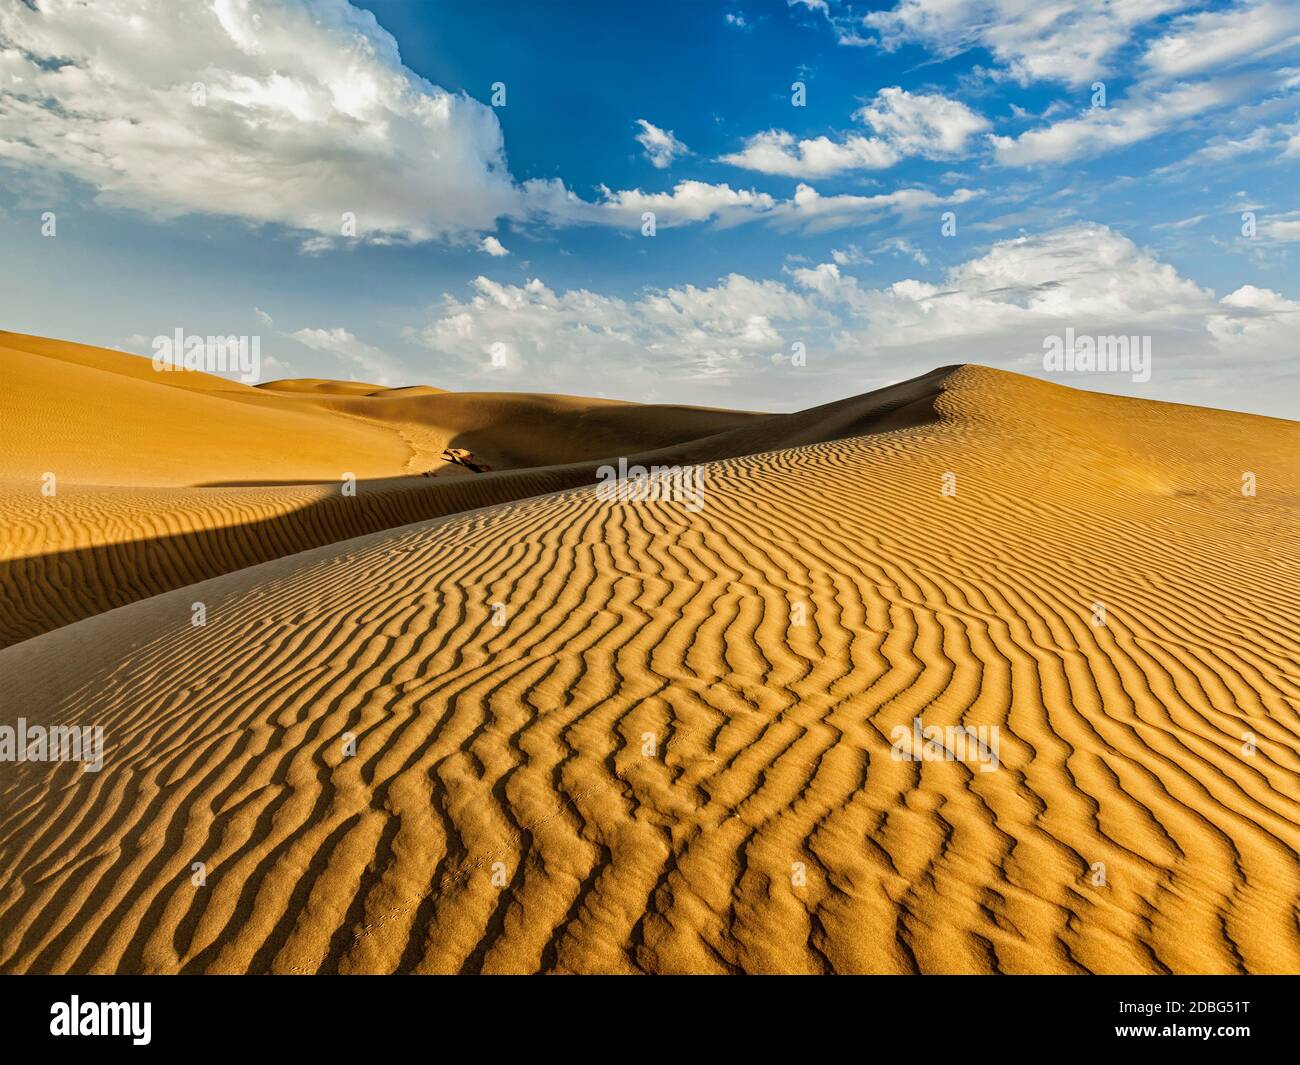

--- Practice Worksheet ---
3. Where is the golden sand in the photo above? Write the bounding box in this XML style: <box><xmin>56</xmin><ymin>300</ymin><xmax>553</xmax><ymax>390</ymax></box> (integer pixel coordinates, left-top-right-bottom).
<box><xmin>0</xmin><ymin>334</ymin><xmax>1297</xmax><ymax>973</ymax></box>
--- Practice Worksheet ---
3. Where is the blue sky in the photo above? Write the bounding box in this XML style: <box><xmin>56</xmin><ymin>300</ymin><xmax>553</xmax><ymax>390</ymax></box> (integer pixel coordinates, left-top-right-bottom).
<box><xmin>1</xmin><ymin>0</ymin><xmax>1297</xmax><ymax>416</ymax></box>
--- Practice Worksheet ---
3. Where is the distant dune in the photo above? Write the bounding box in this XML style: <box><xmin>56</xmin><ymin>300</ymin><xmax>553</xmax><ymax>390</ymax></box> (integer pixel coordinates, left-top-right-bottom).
<box><xmin>0</xmin><ymin>332</ymin><xmax>1297</xmax><ymax>974</ymax></box>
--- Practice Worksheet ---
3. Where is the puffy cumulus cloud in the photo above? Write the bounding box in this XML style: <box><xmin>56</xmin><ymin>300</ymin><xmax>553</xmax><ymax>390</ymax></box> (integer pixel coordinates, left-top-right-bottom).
<box><xmin>289</xmin><ymin>326</ymin><xmax>404</xmax><ymax>385</ymax></box>
<box><xmin>480</xmin><ymin>236</ymin><xmax>510</xmax><ymax>256</ymax></box>
<box><xmin>720</xmin><ymin>88</ymin><xmax>986</xmax><ymax>177</ymax></box>
<box><xmin>0</xmin><ymin>0</ymin><xmax>520</xmax><ymax>243</ymax></box>
<box><xmin>1143</xmin><ymin>1</ymin><xmax>1300</xmax><ymax>79</ymax></box>
<box><xmin>411</xmin><ymin>224</ymin><xmax>1299</xmax><ymax>417</ymax></box>
<box><xmin>785</xmin><ymin>261</ymin><xmax>863</xmax><ymax>303</ymax></box>
<box><xmin>634</xmin><ymin>119</ymin><xmax>689</xmax><ymax>169</ymax></box>
<box><xmin>0</xmin><ymin>1</ymin><xmax>757</xmax><ymax>245</ymax></box>
<box><xmin>585</xmin><ymin>181</ymin><xmax>777</xmax><ymax>229</ymax></box>
<box><xmin>862</xmin><ymin>0</ymin><xmax>1186</xmax><ymax>87</ymax></box>
<box><xmin>1206</xmin><ymin>285</ymin><xmax>1300</xmax><ymax>370</ymax></box>
<box><xmin>832</xmin><ymin>224</ymin><xmax>1214</xmax><ymax>350</ymax></box>
<box><xmin>0</xmin><ymin>2</ymin><xmax>990</xmax><ymax>241</ymax></box>
<box><xmin>801</xmin><ymin>223</ymin><xmax>1296</xmax><ymax>414</ymax></box>
<box><xmin>411</xmin><ymin>273</ymin><xmax>828</xmax><ymax>399</ymax></box>
<box><xmin>718</xmin><ymin>129</ymin><xmax>899</xmax><ymax>177</ymax></box>
<box><xmin>991</xmin><ymin>79</ymin><xmax>1251</xmax><ymax>166</ymax></box>
<box><xmin>852</xmin><ymin>87</ymin><xmax>990</xmax><ymax>157</ymax></box>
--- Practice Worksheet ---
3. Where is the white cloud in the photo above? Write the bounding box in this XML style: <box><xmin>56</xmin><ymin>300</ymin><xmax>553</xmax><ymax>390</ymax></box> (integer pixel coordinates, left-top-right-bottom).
<box><xmin>0</xmin><ymin>0</ymin><xmax>793</xmax><ymax>253</ymax></box>
<box><xmin>765</xmin><ymin>183</ymin><xmax>978</xmax><ymax>234</ymax></box>
<box><xmin>0</xmin><ymin>3</ymin><xmax>1000</xmax><ymax>247</ymax></box>
<box><xmin>719</xmin><ymin>129</ymin><xmax>899</xmax><ymax>177</ymax></box>
<box><xmin>831</xmin><ymin>244</ymin><xmax>872</xmax><ymax>266</ymax></box>
<box><xmin>481</xmin><ymin>236</ymin><xmax>510</xmax><ymax>256</ymax></box>
<box><xmin>1197</xmin><ymin>126</ymin><xmax>1278</xmax><ymax>160</ymax></box>
<box><xmin>1207</xmin><ymin>285</ymin><xmax>1300</xmax><ymax>367</ymax></box>
<box><xmin>299</xmin><ymin>235</ymin><xmax>336</xmax><ymax>256</ymax></box>
<box><xmin>635</xmin><ymin>119</ymin><xmax>689</xmax><ymax>169</ymax></box>
<box><xmin>520</xmin><ymin>178</ymin><xmax>974</xmax><ymax>235</ymax></box>
<box><xmin>837</xmin><ymin>224</ymin><xmax>1214</xmax><ymax>345</ymax></box>
<box><xmin>7</xmin><ymin>2</ymin><xmax>939</xmax><ymax>245</ymax></box>
<box><xmin>411</xmin><ymin>224</ymin><xmax>1298</xmax><ymax>417</ymax></box>
<box><xmin>873</xmin><ymin>236</ymin><xmax>929</xmax><ymax>265</ymax></box>
<box><xmin>1260</xmin><ymin>211</ymin><xmax>1300</xmax><ymax>242</ymax></box>
<box><xmin>254</xmin><ymin>307</ymin><xmax>275</xmax><ymax>327</ymax></box>
<box><xmin>992</xmin><ymin>79</ymin><xmax>1249</xmax><ymax>166</ymax></box>
<box><xmin>412</xmin><ymin>273</ymin><xmax>824</xmax><ymax>397</ymax></box>
<box><xmin>863</xmin><ymin>0</ymin><xmax>1186</xmax><ymax>87</ymax></box>
<box><xmin>289</xmin><ymin>326</ymin><xmax>404</xmax><ymax>385</ymax></box>
<box><xmin>811</xmin><ymin>223</ymin><xmax>1296</xmax><ymax>413</ymax></box>
<box><xmin>785</xmin><ymin>261</ymin><xmax>859</xmax><ymax>302</ymax></box>
<box><xmin>720</xmin><ymin>87</ymin><xmax>987</xmax><ymax>177</ymax></box>
<box><xmin>1143</xmin><ymin>1</ymin><xmax>1300</xmax><ymax>79</ymax></box>
<box><xmin>853</xmin><ymin>87</ymin><xmax>990</xmax><ymax>157</ymax></box>
<box><xmin>0</xmin><ymin>0</ymin><xmax>521</xmax><ymax>244</ymax></box>
<box><xmin>1151</xmin><ymin>213</ymin><xmax>1208</xmax><ymax>231</ymax></box>
<box><xmin>586</xmin><ymin>181</ymin><xmax>777</xmax><ymax>229</ymax></box>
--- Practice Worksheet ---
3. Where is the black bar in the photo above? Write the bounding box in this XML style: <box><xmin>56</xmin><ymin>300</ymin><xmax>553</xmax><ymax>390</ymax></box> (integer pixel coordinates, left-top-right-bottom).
<box><xmin>1</xmin><ymin>974</ymin><xmax>1293</xmax><ymax>1052</ymax></box>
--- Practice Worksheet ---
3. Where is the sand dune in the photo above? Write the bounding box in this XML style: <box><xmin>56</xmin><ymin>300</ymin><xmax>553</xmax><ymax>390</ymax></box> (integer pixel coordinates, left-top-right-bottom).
<box><xmin>0</xmin><ymin>333</ymin><xmax>415</xmax><ymax>488</ymax></box>
<box><xmin>0</xmin><ymin>334</ymin><xmax>934</xmax><ymax>646</ymax></box>
<box><xmin>1</xmin><ymin>360</ymin><xmax>1296</xmax><ymax>974</ymax></box>
<box><xmin>0</xmin><ymin>330</ymin><xmax>758</xmax><ymax>487</ymax></box>
<box><xmin>0</xmin><ymin>333</ymin><xmax>765</xmax><ymax>645</ymax></box>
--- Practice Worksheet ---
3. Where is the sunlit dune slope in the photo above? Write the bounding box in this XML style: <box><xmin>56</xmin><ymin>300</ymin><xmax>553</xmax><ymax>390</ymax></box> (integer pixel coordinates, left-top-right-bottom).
<box><xmin>0</xmin><ymin>364</ymin><xmax>1296</xmax><ymax>974</ymax></box>
<box><xmin>0</xmin><ymin>331</ymin><xmax>412</xmax><ymax>487</ymax></box>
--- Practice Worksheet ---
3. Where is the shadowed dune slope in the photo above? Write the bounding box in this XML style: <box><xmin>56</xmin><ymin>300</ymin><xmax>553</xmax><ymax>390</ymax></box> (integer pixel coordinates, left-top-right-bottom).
<box><xmin>250</xmin><ymin>386</ymin><xmax>763</xmax><ymax>473</ymax></box>
<box><xmin>0</xmin><ymin>365</ymin><xmax>1296</xmax><ymax>974</ymax></box>
<box><xmin>0</xmin><ymin>338</ymin><xmax>942</xmax><ymax>646</ymax></box>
